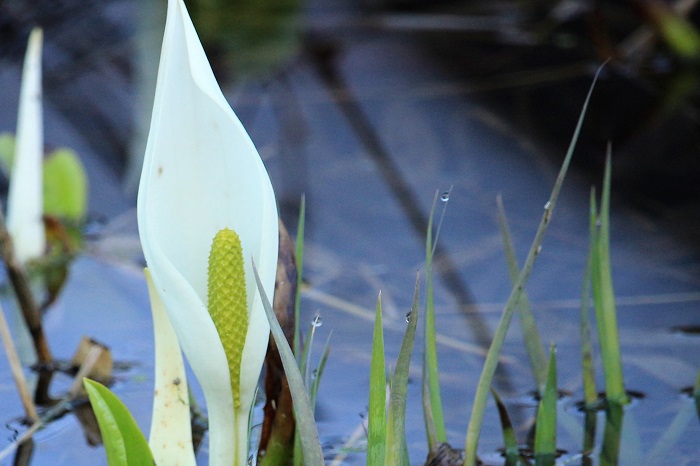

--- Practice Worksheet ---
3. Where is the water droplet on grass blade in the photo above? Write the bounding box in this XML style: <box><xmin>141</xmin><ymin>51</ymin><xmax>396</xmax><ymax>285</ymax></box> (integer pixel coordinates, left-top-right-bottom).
<box><xmin>312</xmin><ymin>314</ymin><xmax>323</xmax><ymax>327</ymax></box>
<box><xmin>440</xmin><ymin>191</ymin><xmax>450</xmax><ymax>202</ymax></box>
<box><xmin>405</xmin><ymin>311</ymin><xmax>412</xmax><ymax>323</ymax></box>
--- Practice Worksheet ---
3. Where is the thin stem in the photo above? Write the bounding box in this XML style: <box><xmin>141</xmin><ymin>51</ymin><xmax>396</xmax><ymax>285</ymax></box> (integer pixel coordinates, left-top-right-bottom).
<box><xmin>0</xmin><ymin>205</ymin><xmax>51</xmax><ymax>364</ymax></box>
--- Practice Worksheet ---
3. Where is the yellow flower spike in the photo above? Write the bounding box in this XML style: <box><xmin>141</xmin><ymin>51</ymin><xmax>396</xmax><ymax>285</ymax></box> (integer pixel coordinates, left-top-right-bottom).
<box><xmin>208</xmin><ymin>228</ymin><xmax>248</xmax><ymax>409</ymax></box>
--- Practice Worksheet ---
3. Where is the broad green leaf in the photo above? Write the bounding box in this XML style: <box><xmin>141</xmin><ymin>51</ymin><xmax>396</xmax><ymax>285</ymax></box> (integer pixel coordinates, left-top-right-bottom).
<box><xmin>368</xmin><ymin>294</ymin><xmax>387</xmax><ymax>465</ymax></box>
<box><xmin>464</xmin><ymin>64</ymin><xmax>605</xmax><ymax>466</ymax></box>
<box><xmin>534</xmin><ymin>345</ymin><xmax>557</xmax><ymax>459</ymax></box>
<box><xmin>386</xmin><ymin>275</ymin><xmax>420</xmax><ymax>466</ymax></box>
<box><xmin>43</xmin><ymin>148</ymin><xmax>88</xmax><ymax>221</ymax></box>
<box><xmin>83</xmin><ymin>378</ymin><xmax>155</xmax><ymax>466</ymax></box>
<box><xmin>253</xmin><ymin>262</ymin><xmax>324</xmax><ymax>466</ymax></box>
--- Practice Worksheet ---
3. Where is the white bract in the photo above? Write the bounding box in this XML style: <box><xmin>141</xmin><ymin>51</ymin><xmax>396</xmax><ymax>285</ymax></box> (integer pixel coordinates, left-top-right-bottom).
<box><xmin>137</xmin><ymin>0</ymin><xmax>279</xmax><ymax>464</ymax></box>
<box><xmin>7</xmin><ymin>28</ymin><xmax>45</xmax><ymax>264</ymax></box>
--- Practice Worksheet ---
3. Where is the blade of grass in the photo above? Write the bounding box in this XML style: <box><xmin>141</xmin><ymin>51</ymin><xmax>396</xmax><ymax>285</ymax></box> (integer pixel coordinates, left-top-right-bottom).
<box><xmin>599</xmin><ymin>402</ymin><xmax>624</xmax><ymax>466</ymax></box>
<box><xmin>294</xmin><ymin>194</ymin><xmax>306</xmax><ymax>360</ymax></box>
<box><xmin>253</xmin><ymin>262</ymin><xmax>324</xmax><ymax>466</ymax></box>
<box><xmin>534</xmin><ymin>344</ymin><xmax>557</xmax><ymax>463</ymax></box>
<box><xmin>496</xmin><ymin>195</ymin><xmax>547</xmax><ymax>393</ymax></box>
<box><xmin>423</xmin><ymin>190</ymin><xmax>448</xmax><ymax>450</ymax></box>
<box><xmin>309</xmin><ymin>331</ymin><xmax>332</xmax><ymax>407</ymax></box>
<box><xmin>386</xmin><ymin>275</ymin><xmax>420</xmax><ymax>466</ymax></box>
<box><xmin>295</xmin><ymin>316</ymin><xmax>320</xmax><ymax>466</ymax></box>
<box><xmin>581</xmin><ymin>188</ymin><xmax>598</xmax><ymax>410</ymax></box>
<box><xmin>694</xmin><ymin>368</ymin><xmax>700</xmax><ymax>420</ymax></box>
<box><xmin>463</xmin><ymin>64</ymin><xmax>605</xmax><ymax>466</ymax></box>
<box><xmin>368</xmin><ymin>293</ymin><xmax>387</xmax><ymax>465</ymax></box>
<box><xmin>591</xmin><ymin>151</ymin><xmax>627</xmax><ymax>406</ymax></box>
<box><xmin>490</xmin><ymin>388</ymin><xmax>520</xmax><ymax>461</ymax></box>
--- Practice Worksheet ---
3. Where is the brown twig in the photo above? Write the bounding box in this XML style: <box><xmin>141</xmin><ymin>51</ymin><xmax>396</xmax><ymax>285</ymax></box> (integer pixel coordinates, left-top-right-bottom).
<box><xmin>0</xmin><ymin>205</ymin><xmax>52</xmax><ymax>364</ymax></box>
<box><xmin>0</xmin><ymin>302</ymin><xmax>38</xmax><ymax>422</ymax></box>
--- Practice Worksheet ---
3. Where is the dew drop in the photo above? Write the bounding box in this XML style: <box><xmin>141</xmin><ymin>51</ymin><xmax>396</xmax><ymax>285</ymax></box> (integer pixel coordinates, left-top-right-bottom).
<box><xmin>440</xmin><ymin>191</ymin><xmax>450</xmax><ymax>202</ymax></box>
<box><xmin>405</xmin><ymin>311</ymin><xmax>412</xmax><ymax>323</ymax></box>
<box><xmin>535</xmin><ymin>245</ymin><xmax>542</xmax><ymax>255</ymax></box>
<box><xmin>312</xmin><ymin>314</ymin><xmax>323</xmax><ymax>327</ymax></box>
<box><xmin>543</xmin><ymin>201</ymin><xmax>551</xmax><ymax>210</ymax></box>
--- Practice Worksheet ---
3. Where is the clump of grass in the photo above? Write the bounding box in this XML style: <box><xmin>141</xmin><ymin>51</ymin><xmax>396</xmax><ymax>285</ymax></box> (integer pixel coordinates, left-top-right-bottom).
<box><xmin>462</xmin><ymin>64</ymin><xmax>604</xmax><ymax>466</ymax></box>
<box><xmin>367</xmin><ymin>276</ymin><xmax>421</xmax><ymax>466</ymax></box>
<box><xmin>497</xmin><ymin>196</ymin><xmax>548</xmax><ymax>394</ymax></box>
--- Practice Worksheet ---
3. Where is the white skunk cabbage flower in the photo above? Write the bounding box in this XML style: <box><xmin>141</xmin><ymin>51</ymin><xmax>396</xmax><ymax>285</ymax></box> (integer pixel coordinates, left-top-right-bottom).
<box><xmin>7</xmin><ymin>28</ymin><xmax>45</xmax><ymax>264</ymax></box>
<box><xmin>137</xmin><ymin>0</ymin><xmax>278</xmax><ymax>464</ymax></box>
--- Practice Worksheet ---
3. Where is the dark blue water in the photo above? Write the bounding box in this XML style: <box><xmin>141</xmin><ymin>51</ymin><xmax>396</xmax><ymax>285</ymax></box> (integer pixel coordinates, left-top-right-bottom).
<box><xmin>0</xmin><ymin>1</ymin><xmax>699</xmax><ymax>465</ymax></box>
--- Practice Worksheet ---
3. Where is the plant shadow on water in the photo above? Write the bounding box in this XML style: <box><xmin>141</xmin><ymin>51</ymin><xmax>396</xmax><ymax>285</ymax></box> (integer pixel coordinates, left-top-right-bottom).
<box><xmin>1</xmin><ymin>0</ymin><xmax>700</xmax><ymax>465</ymax></box>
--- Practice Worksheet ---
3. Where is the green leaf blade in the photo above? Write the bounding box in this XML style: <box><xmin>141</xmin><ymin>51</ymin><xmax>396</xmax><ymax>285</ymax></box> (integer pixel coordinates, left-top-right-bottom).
<box><xmin>534</xmin><ymin>345</ymin><xmax>557</xmax><ymax>457</ymax></box>
<box><xmin>386</xmin><ymin>275</ymin><xmax>420</xmax><ymax>466</ymax></box>
<box><xmin>83</xmin><ymin>378</ymin><xmax>155</xmax><ymax>466</ymax></box>
<box><xmin>424</xmin><ymin>191</ymin><xmax>447</xmax><ymax>449</ymax></box>
<box><xmin>368</xmin><ymin>294</ymin><xmax>387</xmax><ymax>465</ymax></box>
<box><xmin>253</xmin><ymin>262</ymin><xmax>324</xmax><ymax>466</ymax></box>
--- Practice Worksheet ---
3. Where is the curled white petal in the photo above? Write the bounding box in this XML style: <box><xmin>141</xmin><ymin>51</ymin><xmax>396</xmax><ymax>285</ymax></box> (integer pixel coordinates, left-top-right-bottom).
<box><xmin>137</xmin><ymin>0</ymin><xmax>278</xmax><ymax>464</ymax></box>
<box><xmin>7</xmin><ymin>28</ymin><xmax>45</xmax><ymax>264</ymax></box>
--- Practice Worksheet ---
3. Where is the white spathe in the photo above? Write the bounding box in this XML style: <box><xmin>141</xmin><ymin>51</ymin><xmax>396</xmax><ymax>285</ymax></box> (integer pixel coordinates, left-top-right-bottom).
<box><xmin>137</xmin><ymin>0</ymin><xmax>279</xmax><ymax>464</ymax></box>
<box><xmin>145</xmin><ymin>268</ymin><xmax>196</xmax><ymax>466</ymax></box>
<box><xmin>7</xmin><ymin>28</ymin><xmax>45</xmax><ymax>264</ymax></box>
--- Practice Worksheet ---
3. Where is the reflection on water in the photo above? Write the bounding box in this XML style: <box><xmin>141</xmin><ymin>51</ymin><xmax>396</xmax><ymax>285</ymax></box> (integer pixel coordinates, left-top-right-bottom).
<box><xmin>1</xmin><ymin>0</ymin><xmax>700</xmax><ymax>465</ymax></box>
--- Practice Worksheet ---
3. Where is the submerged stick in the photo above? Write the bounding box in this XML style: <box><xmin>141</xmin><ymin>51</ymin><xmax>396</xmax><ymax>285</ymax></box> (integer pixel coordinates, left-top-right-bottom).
<box><xmin>0</xmin><ymin>205</ymin><xmax>51</xmax><ymax>364</ymax></box>
<box><xmin>0</xmin><ymin>344</ymin><xmax>103</xmax><ymax>461</ymax></box>
<box><xmin>0</xmin><ymin>302</ymin><xmax>38</xmax><ymax>421</ymax></box>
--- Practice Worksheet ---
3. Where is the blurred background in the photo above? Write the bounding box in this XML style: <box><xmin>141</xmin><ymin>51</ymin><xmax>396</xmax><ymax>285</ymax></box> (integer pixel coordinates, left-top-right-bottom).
<box><xmin>0</xmin><ymin>0</ymin><xmax>699</xmax><ymax>464</ymax></box>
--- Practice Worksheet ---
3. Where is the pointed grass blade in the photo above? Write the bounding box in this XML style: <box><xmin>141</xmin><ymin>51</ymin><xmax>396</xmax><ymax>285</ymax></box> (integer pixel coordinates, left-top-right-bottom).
<box><xmin>424</xmin><ymin>191</ymin><xmax>447</xmax><ymax>449</ymax></box>
<box><xmin>464</xmin><ymin>64</ymin><xmax>606</xmax><ymax>466</ymax></box>
<box><xmin>253</xmin><ymin>262</ymin><xmax>324</xmax><ymax>466</ymax></box>
<box><xmin>368</xmin><ymin>293</ymin><xmax>387</xmax><ymax>465</ymax></box>
<box><xmin>294</xmin><ymin>195</ymin><xmax>306</xmax><ymax>360</ymax></box>
<box><xmin>310</xmin><ymin>331</ymin><xmax>332</xmax><ymax>407</ymax></box>
<box><xmin>534</xmin><ymin>345</ymin><xmax>557</xmax><ymax>462</ymax></box>
<box><xmin>491</xmin><ymin>388</ymin><xmax>520</xmax><ymax>461</ymax></box>
<box><xmin>497</xmin><ymin>195</ymin><xmax>547</xmax><ymax>393</ymax></box>
<box><xmin>386</xmin><ymin>275</ymin><xmax>420</xmax><ymax>466</ymax></box>
<box><xmin>83</xmin><ymin>379</ymin><xmax>155</xmax><ymax>466</ymax></box>
<box><xmin>581</xmin><ymin>188</ymin><xmax>599</xmax><ymax>410</ymax></box>
<box><xmin>591</xmin><ymin>151</ymin><xmax>627</xmax><ymax>406</ymax></box>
